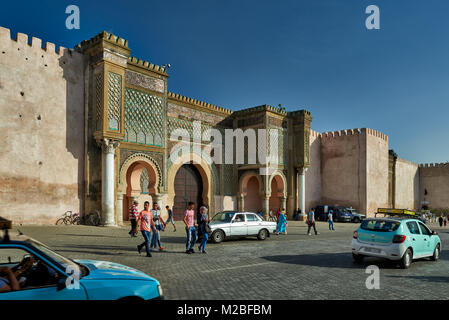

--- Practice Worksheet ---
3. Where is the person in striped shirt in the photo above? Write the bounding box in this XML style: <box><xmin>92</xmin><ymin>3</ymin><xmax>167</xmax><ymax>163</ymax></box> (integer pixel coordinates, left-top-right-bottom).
<box><xmin>128</xmin><ymin>200</ymin><xmax>139</xmax><ymax>237</ymax></box>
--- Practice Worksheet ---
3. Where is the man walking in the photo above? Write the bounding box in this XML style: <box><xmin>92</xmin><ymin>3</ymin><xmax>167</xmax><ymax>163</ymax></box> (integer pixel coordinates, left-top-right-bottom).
<box><xmin>128</xmin><ymin>200</ymin><xmax>139</xmax><ymax>237</ymax></box>
<box><xmin>137</xmin><ymin>201</ymin><xmax>155</xmax><ymax>257</ymax></box>
<box><xmin>198</xmin><ymin>206</ymin><xmax>210</xmax><ymax>254</ymax></box>
<box><xmin>150</xmin><ymin>202</ymin><xmax>166</xmax><ymax>251</ymax></box>
<box><xmin>307</xmin><ymin>208</ymin><xmax>320</xmax><ymax>235</ymax></box>
<box><xmin>165</xmin><ymin>205</ymin><xmax>176</xmax><ymax>232</ymax></box>
<box><xmin>184</xmin><ymin>202</ymin><xmax>197</xmax><ymax>254</ymax></box>
<box><xmin>328</xmin><ymin>210</ymin><xmax>335</xmax><ymax>231</ymax></box>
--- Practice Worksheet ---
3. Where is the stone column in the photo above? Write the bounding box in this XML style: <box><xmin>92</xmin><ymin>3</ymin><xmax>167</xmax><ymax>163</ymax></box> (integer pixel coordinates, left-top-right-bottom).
<box><xmin>297</xmin><ymin>168</ymin><xmax>307</xmax><ymax>220</ymax></box>
<box><xmin>281</xmin><ymin>196</ymin><xmax>287</xmax><ymax>216</ymax></box>
<box><xmin>263</xmin><ymin>195</ymin><xmax>270</xmax><ymax>220</ymax></box>
<box><xmin>116</xmin><ymin>194</ymin><xmax>124</xmax><ymax>226</ymax></box>
<box><xmin>153</xmin><ymin>194</ymin><xmax>163</xmax><ymax>208</ymax></box>
<box><xmin>99</xmin><ymin>138</ymin><xmax>120</xmax><ymax>226</ymax></box>
<box><xmin>239</xmin><ymin>194</ymin><xmax>245</xmax><ymax>211</ymax></box>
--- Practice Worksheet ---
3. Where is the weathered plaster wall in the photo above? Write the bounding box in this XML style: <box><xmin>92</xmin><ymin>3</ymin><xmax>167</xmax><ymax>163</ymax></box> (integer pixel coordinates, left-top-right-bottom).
<box><xmin>365</xmin><ymin>129</ymin><xmax>389</xmax><ymax>216</ymax></box>
<box><xmin>394</xmin><ymin>158</ymin><xmax>419</xmax><ymax>210</ymax></box>
<box><xmin>0</xmin><ymin>27</ymin><xmax>85</xmax><ymax>224</ymax></box>
<box><xmin>305</xmin><ymin>129</ymin><xmax>322</xmax><ymax>211</ymax></box>
<box><xmin>419</xmin><ymin>163</ymin><xmax>449</xmax><ymax>210</ymax></box>
<box><xmin>320</xmin><ymin>129</ymin><xmax>366</xmax><ymax>213</ymax></box>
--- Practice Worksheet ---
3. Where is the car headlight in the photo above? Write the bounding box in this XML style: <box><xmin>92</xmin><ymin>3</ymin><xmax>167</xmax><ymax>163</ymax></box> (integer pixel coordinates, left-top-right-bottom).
<box><xmin>157</xmin><ymin>285</ymin><xmax>163</xmax><ymax>297</ymax></box>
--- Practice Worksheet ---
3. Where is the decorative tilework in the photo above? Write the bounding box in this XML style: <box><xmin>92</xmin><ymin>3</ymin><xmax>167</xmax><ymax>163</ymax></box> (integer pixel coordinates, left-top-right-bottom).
<box><xmin>95</xmin><ymin>73</ymin><xmax>103</xmax><ymax>131</ymax></box>
<box><xmin>140</xmin><ymin>168</ymin><xmax>149</xmax><ymax>194</ymax></box>
<box><xmin>223</xmin><ymin>164</ymin><xmax>234</xmax><ymax>195</ymax></box>
<box><xmin>124</xmin><ymin>88</ymin><xmax>164</xmax><ymax>146</ymax></box>
<box><xmin>107</xmin><ymin>72</ymin><xmax>122</xmax><ymax>131</ymax></box>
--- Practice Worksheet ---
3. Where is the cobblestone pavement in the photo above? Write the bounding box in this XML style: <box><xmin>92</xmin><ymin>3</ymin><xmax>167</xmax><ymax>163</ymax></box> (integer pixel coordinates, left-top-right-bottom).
<box><xmin>15</xmin><ymin>221</ymin><xmax>449</xmax><ymax>300</ymax></box>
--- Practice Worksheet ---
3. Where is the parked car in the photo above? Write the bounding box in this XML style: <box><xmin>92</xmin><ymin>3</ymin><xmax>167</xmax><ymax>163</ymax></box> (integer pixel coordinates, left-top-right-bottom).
<box><xmin>351</xmin><ymin>218</ymin><xmax>441</xmax><ymax>269</ymax></box>
<box><xmin>315</xmin><ymin>206</ymin><xmax>352</xmax><ymax>222</ymax></box>
<box><xmin>0</xmin><ymin>231</ymin><xmax>163</xmax><ymax>300</ymax></box>
<box><xmin>209</xmin><ymin>211</ymin><xmax>277</xmax><ymax>243</ymax></box>
<box><xmin>346</xmin><ymin>208</ymin><xmax>366</xmax><ymax>223</ymax></box>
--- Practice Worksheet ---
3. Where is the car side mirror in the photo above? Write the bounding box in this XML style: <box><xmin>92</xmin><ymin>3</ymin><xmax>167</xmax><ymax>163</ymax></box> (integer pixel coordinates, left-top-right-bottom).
<box><xmin>57</xmin><ymin>278</ymin><xmax>66</xmax><ymax>291</ymax></box>
<box><xmin>432</xmin><ymin>231</ymin><xmax>438</xmax><ymax>236</ymax></box>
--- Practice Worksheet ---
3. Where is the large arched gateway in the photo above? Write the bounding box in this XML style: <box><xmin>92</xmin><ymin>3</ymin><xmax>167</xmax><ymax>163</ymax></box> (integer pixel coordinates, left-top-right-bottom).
<box><xmin>173</xmin><ymin>164</ymin><xmax>204</xmax><ymax>220</ymax></box>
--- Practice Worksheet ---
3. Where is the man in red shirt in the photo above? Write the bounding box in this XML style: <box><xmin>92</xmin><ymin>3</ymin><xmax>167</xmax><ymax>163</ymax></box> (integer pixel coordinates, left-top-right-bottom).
<box><xmin>137</xmin><ymin>201</ymin><xmax>155</xmax><ymax>257</ymax></box>
<box><xmin>184</xmin><ymin>201</ymin><xmax>197</xmax><ymax>254</ymax></box>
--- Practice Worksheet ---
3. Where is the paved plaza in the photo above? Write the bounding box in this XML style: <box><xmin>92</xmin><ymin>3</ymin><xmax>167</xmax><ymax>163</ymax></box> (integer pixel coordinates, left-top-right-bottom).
<box><xmin>16</xmin><ymin>221</ymin><xmax>449</xmax><ymax>300</ymax></box>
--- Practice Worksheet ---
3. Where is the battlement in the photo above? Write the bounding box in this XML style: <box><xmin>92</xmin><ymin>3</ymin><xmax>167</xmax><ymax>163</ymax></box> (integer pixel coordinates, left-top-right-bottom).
<box><xmin>128</xmin><ymin>56</ymin><xmax>168</xmax><ymax>76</ymax></box>
<box><xmin>321</xmin><ymin>128</ymin><xmax>362</xmax><ymax>139</ymax></box>
<box><xmin>419</xmin><ymin>162</ymin><xmax>449</xmax><ymax>168</ymax></box>
<box><xmin>75</xmin><ymin>30</ymin><xmax>129</xmax><ymax>51</ymax></box>
<box><xmin>0</xmin><ymin>26</ymin><xmax>75</xmax><ymax>57</ymax></box>
<box><xmin>320</xmin><ymin>127</ymin><xmax>388</xmax><ymax>141</ymax></box>
<box><xmin>233</xmin><ymin>104</ymin><xmax>288</xmax><ymax>116</ymax></box>
<box><xmin>309</xmin><ymin>129</ymin><xmax>321</xmax><ymax>138</ymax></box>
<box><xmin>168</xmin><ymin>92</ymin><xmax>233</xmax><ymax>115</ymax></box>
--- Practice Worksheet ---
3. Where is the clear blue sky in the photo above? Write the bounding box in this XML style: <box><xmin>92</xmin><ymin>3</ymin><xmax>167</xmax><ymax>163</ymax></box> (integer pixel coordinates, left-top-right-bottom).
<box><xmin>1</xmin><ymin>0</ymin><xmax>448</xmax><ymax>164</ymax></box>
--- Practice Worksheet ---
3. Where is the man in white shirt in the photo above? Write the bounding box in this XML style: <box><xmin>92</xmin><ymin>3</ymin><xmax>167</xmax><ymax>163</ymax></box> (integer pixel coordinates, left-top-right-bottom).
<box><xmin>307</xmin><ymin>208</ymin><xmax>320</xmax><ymax>235</ymax></box>
<box><xmin>328</xmin><ymin>210</ymin><xmax>335</xmax><ymax>231</ymax></box>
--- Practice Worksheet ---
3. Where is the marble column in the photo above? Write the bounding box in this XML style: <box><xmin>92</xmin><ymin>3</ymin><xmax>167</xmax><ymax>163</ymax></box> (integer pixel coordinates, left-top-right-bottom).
<box><xmin>263</xmin><ymin>195</ymin><xmax>270</xmax><ymax>220</ymax></box>
<box><xmin>98</xmin><ymin>138</ymin><xmax>120</xmax><ymax>226</ymax></box>
<box><xmin>239</xmin><ymin>194</ymin><xmax>245</xmax><ymax>211</ymax></box>
<box><xmin>116</xmin><ymin>194</ymin><xmax>124</xmax><ymax>226</ymax></box>
<box><xmin>281</xmin><ymin>196</ymin><xmax>287</xmax><ymax>215</ymax></box>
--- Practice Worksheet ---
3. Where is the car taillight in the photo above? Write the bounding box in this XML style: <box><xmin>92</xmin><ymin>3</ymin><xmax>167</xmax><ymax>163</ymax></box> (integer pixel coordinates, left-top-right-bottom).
<box><xmin>392</xmin><ymin>235</ymin><xmax>406</xmax><ymax>243</ymax></box>
<box><xmin>353</xmin><ymin>231</ymin><xmax>358</xmax><ymax>239</ymax></box>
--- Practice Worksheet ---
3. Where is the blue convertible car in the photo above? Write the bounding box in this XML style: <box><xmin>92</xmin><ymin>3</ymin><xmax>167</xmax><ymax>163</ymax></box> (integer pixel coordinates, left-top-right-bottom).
<box><xmin>0</xmin><ymin>230</ymin><xmax>163</xmax><ymax>300</ymax></box>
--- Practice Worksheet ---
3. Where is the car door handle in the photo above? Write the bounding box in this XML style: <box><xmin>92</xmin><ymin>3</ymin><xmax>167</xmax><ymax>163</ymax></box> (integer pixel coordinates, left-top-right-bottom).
<box><xmin>412</xmin><ymin>238</ymin><xmax>415</xmax><ymax>241</ymax></box>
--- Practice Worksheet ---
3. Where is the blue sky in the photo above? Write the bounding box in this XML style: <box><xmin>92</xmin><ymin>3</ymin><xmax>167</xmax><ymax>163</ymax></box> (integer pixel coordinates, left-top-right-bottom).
<box><xmin>1</xmin><ymin>0</ymin><xmax>448</xmax><ymax>163</ymax></box>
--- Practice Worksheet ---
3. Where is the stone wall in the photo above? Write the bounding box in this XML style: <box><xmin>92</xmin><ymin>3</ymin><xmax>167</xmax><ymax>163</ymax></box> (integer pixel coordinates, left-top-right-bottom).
<box><xmin>419</xmin><ymin>163</ymin><xmax>449</xmax><ymax>210</ymax></box>
<box><xmin>0</xmin><ymin>27</ymin><xmax>85</xmax><ymax>224</ymax></box>
<box><xmin>305</xmin><ymin>129</ymin><xmax>322</xmax><ymax>211</ymax></box>
<box><xmin>394</xmin><ymin>158</ymin><xmax>419</xmax><ymax>210</ymax></box>
<box><xmin>365</xmin><ymin>129</ymin><xmax>389</xmax><ymax>216</ymax></box>
<box><xmin>320</xmin><ymin>129</ymin><xmax>367</xmax><ymax>213</ymax></box>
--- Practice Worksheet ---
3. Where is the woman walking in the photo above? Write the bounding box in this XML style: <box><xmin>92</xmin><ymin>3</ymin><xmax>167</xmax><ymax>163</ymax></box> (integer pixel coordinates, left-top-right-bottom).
<box><xmin>198</xmin><ymin>206</ymin><xmax>210</xmax><ymax>253</ymax></box>
<box><xmin>275</xmin><ymin>209</ymin><xmax>287</xmax><ymax>235</ymax></box>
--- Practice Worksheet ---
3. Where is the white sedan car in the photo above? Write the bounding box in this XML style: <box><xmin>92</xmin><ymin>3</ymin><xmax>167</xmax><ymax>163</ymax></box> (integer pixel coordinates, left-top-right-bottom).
<box><xmin>209</xmin><ymin>211</ymin><xmax>277</xmax><ymax>243</ymax></box>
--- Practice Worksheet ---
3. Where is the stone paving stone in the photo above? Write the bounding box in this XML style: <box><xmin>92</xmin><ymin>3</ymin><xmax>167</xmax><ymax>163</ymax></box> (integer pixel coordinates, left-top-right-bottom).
<box><xmin>14</xmin><ymin>221</ymin><xmax>449</xmax><ymax>300</ymax></box>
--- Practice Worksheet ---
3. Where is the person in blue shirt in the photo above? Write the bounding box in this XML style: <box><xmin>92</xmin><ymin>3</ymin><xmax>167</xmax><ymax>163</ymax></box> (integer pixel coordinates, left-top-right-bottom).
<box><xmin>275</xmin><ymin>209</ymin><xmax>288</xmax><ymax>235</ymax></box>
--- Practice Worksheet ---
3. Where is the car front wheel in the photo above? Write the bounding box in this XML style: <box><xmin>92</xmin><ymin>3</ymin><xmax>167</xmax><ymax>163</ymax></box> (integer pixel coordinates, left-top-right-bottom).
<box><xmin>431</xmin><ymin>244</ymin><xmax>440</xmax><ymax>261</ymax></box>
<box><xmin>400</xmin><ymin>248</ymin><xmax>413</xmax><ymax>269</ymax></box>
<box><xmin>211</xmin><ymin>230</ymin><xmax>225</xmax><ymax>243</ymax></box>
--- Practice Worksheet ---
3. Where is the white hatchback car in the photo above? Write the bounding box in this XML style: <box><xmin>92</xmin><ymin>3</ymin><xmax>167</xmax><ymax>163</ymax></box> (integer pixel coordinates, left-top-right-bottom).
<box><xmin>209</xmin><ymin>211</ymin><xmax>277</xmax><ymax>243</ymax></box>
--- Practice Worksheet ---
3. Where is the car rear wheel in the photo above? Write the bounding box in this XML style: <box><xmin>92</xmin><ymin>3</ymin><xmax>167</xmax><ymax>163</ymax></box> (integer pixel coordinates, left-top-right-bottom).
<box><xmin>431</xmin><ymin>244</ymin><xmax>440</xmax><ymax>261</ymax></box>
<box><xmin>400</xmin><ymin>248</ymin><xmax>412</xmax><ymax>269</ymax></box>
<box><xmin>211</xmin><ymin>230</ymin><xmax>225</xmax><ymax>243</ymax></box>
<box><xmin>352</xmin><ymin>253</ymin><xmax>364</xmax><ymax>263</ymax></box>
<box><xmin>257</xmin><ymin>229</ymin><xmax>268</xmax><ymax>240</ymax></box>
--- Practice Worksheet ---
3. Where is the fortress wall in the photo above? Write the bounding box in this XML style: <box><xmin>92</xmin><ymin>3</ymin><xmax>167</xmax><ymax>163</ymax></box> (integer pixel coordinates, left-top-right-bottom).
<box><xmin>305</xmin><ymin>129</ymin><xmax>322</xmax><ymax>211</ymax></box>
<box><xmin>365</xmin><ymin>129</ymin><xmax>389</xmax><ymax>216</ymax></box>
<box><xmin>0</xmin><ymin>27</ymin><xmax>85</xmax><ymax>224</ymax></box>
<box><xmin>394</xmin><ymin>158</ymin><xmax>420</xmax><ymax>210</ymax></box>
<box><xmin>419</xmin><ymin>163</ymin><xmax>449</xmax><ymax>210</ymax></box>
<box><xmin>320</xmin><ymin>129</ymin><xmax>367</xmax><ymax>213</ymax></box>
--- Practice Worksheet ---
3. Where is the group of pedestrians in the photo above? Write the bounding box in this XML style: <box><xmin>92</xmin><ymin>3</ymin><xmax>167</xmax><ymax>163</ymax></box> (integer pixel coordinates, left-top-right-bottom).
<box><xmin>438</xmin><ymin>215</ymin><xmax>448</xmax><ymax>227</ymax></box>
<box><xmin>131</xmin><ymin>200</ymin><xmax>211</xmax><ymax>257</ymax></box>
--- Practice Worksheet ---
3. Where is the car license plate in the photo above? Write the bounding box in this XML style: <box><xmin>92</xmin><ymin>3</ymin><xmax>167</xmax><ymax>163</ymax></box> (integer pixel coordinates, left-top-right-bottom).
<box><xmin>365</xmin><ymin>247</ymin><xmax>380</xmax><ymax>253</ymax></box>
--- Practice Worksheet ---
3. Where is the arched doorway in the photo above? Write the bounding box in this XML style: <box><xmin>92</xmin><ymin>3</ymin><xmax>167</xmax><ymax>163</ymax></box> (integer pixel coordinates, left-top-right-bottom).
<box><xmin>173</xmin><ymin>164</ymin><xmax>204</xmax><ymax>220</ymax></box>
<box><xmin>118</xmin><ymin>153</ymin><xmax>162</xmax><ymax>222</ymax></box>
<box><xmin>269</xmin><ymin>172</ymin><xmax>287</xmax><ymax>215</ymax></box>
<box><xmin>245</xmin><ymin>176</ymin><xmax>262</xmax><ymax>212</ymax></box>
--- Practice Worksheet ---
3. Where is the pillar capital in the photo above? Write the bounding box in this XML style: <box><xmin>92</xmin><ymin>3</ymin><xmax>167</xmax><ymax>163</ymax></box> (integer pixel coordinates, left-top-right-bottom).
<box><xmin>96</xmin><ymin>138</ymin><xmax>120</xmax><ymax>154</ymax></box>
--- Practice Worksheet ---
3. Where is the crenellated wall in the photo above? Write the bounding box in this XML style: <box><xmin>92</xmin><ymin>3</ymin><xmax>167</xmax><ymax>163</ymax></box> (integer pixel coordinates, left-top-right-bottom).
<box><xmin>0</xmin><ymin>27</ymin><xmax>85</xmax><ymax>224</ymax></box>
<box><xmin>419</xmin><ymin>163</ymin><xmax>449</xmax><ymax>210</ymax></box>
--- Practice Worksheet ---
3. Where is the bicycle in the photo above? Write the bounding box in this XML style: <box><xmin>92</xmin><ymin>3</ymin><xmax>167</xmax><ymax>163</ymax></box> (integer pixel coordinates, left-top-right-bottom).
<box><xmin>55</xmin><ymin>211</ymin><xmax>79</xmax><ymax>225</ymax></box>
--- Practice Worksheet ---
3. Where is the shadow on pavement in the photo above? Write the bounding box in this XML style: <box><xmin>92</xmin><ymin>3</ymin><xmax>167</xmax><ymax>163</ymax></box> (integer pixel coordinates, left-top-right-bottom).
<box><xmin>260</xmin><ymin>253</ymin><xmax>402</xmax><ymax>269</ymax></box>
<box><xmin>387</xmin><ymin>275</ymin><xmax>449</xmax><ymax>284</ymax></box>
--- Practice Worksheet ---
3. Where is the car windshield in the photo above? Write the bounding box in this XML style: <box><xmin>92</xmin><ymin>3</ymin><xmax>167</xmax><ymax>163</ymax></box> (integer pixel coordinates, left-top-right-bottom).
<box><xmin>28</xmin><ymin>238</ymin><xmax>87</xmax><ymax>277</ymax></box>
<box><xmin>360</xmin><ymin>219</ymin><xmax>400</xmax><ymax>232</ymax></box>
<box><xmin>212</xmin><ymin>212</ymin><xmax>235</xmax><ymax>223</ymax></box>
